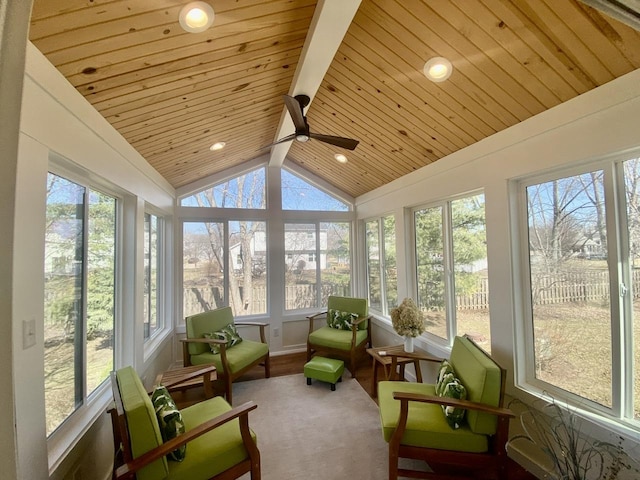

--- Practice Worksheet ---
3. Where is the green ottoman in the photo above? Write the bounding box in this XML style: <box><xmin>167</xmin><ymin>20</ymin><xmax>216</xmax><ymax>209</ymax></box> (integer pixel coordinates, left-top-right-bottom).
<box><xmin>304</xmin><ymin>356</ymin><xmax>344</xmax><ymax>391</ymax></box>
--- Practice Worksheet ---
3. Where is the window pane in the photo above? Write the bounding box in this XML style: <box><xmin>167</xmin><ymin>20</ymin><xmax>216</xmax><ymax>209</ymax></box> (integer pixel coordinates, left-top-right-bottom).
<box><xmin>144</xmin><ymin>213</ymin><xmax>160</xmax><ymax>340</ymax></box>
<box><xmin>45</xmin><ymin>174</ymin><xmax>84</xmax><ymax>436</ymax></box>
<box><xmin>321</xmin><ymin>222</ymin><xmax>351</xmax><ymax>304</ymax></box>
<box><xmin>452</xmin><ymin>194</ymin><xmax>490</xmax><ymax>352</ymax></box>
<box><xmin>414</xmin><ymin>206</ymin><xmax>447</xmax><ymax>340</ymax></box>
<box><xmin>183</xmin><ymin>222</ymin><xmax>225</xmax><ymax>317</ymax></box>
<box><xmin>526</xmin><ymin>172</ymin><xmax>612</xmax><ymax>408</ymax></box>
<box><xmin>285</xmin><ymin>223</ymin><xmax>317</xmax><ymax>310</ymax></box>
<box><xmin>228</xmin><ymin>221</ymin><xmax>267</xmax><ymax>316</ymax></box>
<box><xmin>281</xmin><ymin>170</ymin><xmax>349</xmax><ymax>211</ymax></box>
<box><xmin>86</xmin><ymin>189</ymin><xmax>115</xmax><ymax>395</ymax></box>
<box><xmin>623</xmin><ymin>158</ymin><xmax>640</xmax><ymax>419</ymax></box>
<box><xmin>366</xmin><ymin>220</ymin><xmax>382</xmax><ymax>311</ymax></box>
<box><xmin>181</xmin><ymin>168</ymin><xmax>266</xmax><ymax>209</ymax></box>
<box><xmin>383</xmin><ymin>215</ymin><xmax>398</xmax><ymax>314</ymax></box>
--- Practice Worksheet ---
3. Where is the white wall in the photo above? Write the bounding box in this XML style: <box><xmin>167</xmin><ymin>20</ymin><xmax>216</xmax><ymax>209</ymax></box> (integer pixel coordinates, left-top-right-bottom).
<box><xmin>13</xmin><ymin>43</ymin><xmax>177</xmax><ymax>480</ymax></box>
<box><xmin>358</xmin><ymin>68</ymin><xmax>640</xmax><ymax>476</ymax></box>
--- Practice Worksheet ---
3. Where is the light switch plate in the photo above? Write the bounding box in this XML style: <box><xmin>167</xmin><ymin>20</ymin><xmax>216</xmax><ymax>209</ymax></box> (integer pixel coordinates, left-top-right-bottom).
<box><xmin>23</xmin><ymin>318</ymin><xmax>36</xmax><ymax>349</ymax></box>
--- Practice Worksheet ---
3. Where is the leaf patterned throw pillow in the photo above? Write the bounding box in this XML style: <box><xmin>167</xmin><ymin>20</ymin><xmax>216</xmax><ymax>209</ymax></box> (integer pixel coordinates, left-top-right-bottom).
<box><xmin>438</xmin><ymin>376</ymin><xmax>467</xmax><ymax>429</ymax></box>
<box><xmin>435</xmin><ymin>360</ymin><xmax>455</xmax><ymax>396</ymax></box>
<box><xmin>151</xmin><ymin>386</ymin><xmax>186</xmax><ymax>461</ymax></box>
<box><xmin>204</xmin><ymin>323</ymin><xmax>243</xmax><ymax>354</ymax></box>
<box><xmin>327</xmin><ymin>309</ymin><xmax>359</xmax><ymax>330</ymax></box>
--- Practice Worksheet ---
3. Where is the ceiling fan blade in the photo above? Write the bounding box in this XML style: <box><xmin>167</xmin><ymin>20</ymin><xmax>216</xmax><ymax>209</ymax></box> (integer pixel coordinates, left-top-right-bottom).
<box><xmin>283</xmin><ymin>95</ymin><xmax>307</xmax><ymax>131</ymax></box>
<box><xmin>259</xmin><ymin>133</ymin><xmax>296</xmax><ymax>151</ymax></box>
<box><xmin>309</xmin><ymin>132</ymin><xmax>359</xmax><ymax>150</ymax></box>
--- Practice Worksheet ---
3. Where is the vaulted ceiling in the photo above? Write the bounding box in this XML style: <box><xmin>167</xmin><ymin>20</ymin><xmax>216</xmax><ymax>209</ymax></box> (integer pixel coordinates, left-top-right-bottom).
<box><xmin>29</xmin><ymin>0</ymin><xmax>640</xmax><ymax>198</ymax></box>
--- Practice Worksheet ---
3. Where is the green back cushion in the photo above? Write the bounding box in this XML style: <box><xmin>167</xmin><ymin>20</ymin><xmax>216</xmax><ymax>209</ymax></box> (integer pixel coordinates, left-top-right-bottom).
<box><xmin>116</xmin><ymin>366</ymin><xmax>168</xmax><ymax>480</ymax></box>
<box><xmin>151</xmin><ymin>386</ymin><xmax>186</xmax><ymax>462</ymax></box>
<box><xmin>204</xmin><ymin>323</ymin><xmax>243</xmax><ymax>354</ymax></box>
<box><xmin>327</xmin><ymin>296</ymin><xmax>368</xmax><ymax>330</ymax></box>
<box><xmin>450</xmin><ymin>336</ymin><xmax>502</xmax><ymax>435</ymax></box>
<box><xmin>186</xmin><ymin>307</ymin><xmax>235</xmax><ymax>356</ymax></box>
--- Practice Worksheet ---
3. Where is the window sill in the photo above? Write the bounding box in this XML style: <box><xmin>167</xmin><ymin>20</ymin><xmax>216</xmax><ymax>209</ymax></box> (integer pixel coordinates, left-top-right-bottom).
<box><xmin>47</xmin><ymin>381</ymin><xmax>112</xmax><ymax>474</ymax></box>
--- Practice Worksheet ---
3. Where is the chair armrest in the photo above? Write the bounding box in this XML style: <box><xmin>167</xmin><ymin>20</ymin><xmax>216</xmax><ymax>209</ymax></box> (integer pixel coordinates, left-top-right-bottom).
<box><xmin>350</xmin><ymin>314</ymin><xmax>371</xmax><ymax>326</ymax></box>
<box><xmin>114</xmin><ymin>401</ymin><xmax>258</xmax><ymax>480</ymax></box>
<box><xmin>235</xmin><ymin>321</ymin><xmax>269</xmax><ymax>343</ymax></box>
<box><xmin>392</xmin><ymin>391</ymin><xmax>514</xmax><ymax>418</ymax></box>
<box><xmin>306</xmin><ymin>310</ymin><xmax>328</xmax><ymax>334</ymax></box>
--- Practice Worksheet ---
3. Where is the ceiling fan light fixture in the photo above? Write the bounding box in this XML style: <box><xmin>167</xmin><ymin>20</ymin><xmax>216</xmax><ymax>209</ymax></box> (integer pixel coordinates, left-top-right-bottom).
<box><xmin>334</xmin><ymin>153</ymin><xmax>348</xmax><ymax>163</ymax></box>
<box><xmin>179</xmin><ymin>2</ymin><xmax>215</xmax><ymax>33</ymax></box>
<box><xmin>295</xmin><ymin>133</ymin><xmax>310</xmax><ymax>142</ymax></box>
<box><xmin>209</xmin><ymin>141</ymin><xmax>226</xmax><ymax>151</ymax></box>
<box><xmin>423</xmin><ymin>57</ymin><xmax>453</xmax><ymax>82</ymax></box>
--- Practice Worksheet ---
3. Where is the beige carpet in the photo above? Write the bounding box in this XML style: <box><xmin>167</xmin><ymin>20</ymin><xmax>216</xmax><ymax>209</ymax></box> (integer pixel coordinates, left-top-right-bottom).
<box><xmin>235</xmin><ymin>373</ymin><xmax>426</xmax><ymax>480</ymax></box>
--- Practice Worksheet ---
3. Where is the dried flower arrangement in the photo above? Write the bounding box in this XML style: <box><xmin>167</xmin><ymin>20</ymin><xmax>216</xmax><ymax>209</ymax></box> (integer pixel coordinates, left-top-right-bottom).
<box><xmin>390</xmin><ymin>297</ymin><xmax>426</xmax><ymax>338</ymax></box>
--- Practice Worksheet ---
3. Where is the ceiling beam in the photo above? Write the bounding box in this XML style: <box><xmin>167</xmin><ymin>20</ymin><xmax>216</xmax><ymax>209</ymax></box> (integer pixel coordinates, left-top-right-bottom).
<box><xmin>268</xmin><ymin>0</ymin><xmax>361</xmax><ymax>167</ymax></box>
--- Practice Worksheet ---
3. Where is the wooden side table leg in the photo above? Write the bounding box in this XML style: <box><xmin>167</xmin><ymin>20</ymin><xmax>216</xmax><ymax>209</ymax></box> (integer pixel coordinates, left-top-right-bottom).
<box><xmin>203</xmin><ymin>372</ymin><xmax>213</xmax><ymax>399</ymax></box>
<box><xmin>414</xmin><ymin>360</ymin><xmax>423</xmax><ymax>383</ymax></box>
<box><xmin>371</xmin><ymin>358</ymin><xmax>379</xmax><ymax>397</ymax></box>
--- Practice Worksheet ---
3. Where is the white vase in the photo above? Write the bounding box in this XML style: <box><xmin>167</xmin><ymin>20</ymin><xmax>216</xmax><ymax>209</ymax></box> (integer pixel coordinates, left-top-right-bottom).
<box><xmin>403</xmin><ymin>336</ymin><xmax>414</xmax><ymax>353</ymax></box>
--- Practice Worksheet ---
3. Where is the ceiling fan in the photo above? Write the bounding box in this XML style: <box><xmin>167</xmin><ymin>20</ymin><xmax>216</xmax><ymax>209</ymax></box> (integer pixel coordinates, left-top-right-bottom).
<box><xmin>267</xmin><ymin>94</ymin><xmax>359</xmax><ymax>150</ymax></box>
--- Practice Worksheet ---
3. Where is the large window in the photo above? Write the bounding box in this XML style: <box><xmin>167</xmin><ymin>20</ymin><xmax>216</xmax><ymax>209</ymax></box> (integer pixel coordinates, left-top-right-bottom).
<box><xmin>44</xmin><ymin>173</ymin><xmax>116</xmax><ymax>436</ymax></box>
<box><xmin>183</xmin><ymin>220</ymin><xmax>267</xmax><ymax>317</ymax></box>
<box><xmin>520</xmin><ymin>157</ymin><xmax>640</xmax><ymax>426</ymax></box>
<box><xmin>365</xmin><ymin>215</ymin><xmax>397</xmax><ymax>315</ymax></box>
<box><xmin>413</xmin><ymin>193</ymin><xmax>490</xmax><ymax>350</ymax></box>
<box><xmin>284</xmin><ymin>222</ymin><xmax>351</xmax><ymax>310</ymax></box>
<box><xmin>143</xmin><ymin>212</ymin><xmax>162</xmax><ymax>340</ymax></box>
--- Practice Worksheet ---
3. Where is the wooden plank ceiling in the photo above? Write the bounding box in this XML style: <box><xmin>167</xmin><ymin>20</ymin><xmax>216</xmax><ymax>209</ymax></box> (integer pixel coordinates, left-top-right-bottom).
<box><xmin>30</xmin><ymin>0</ymin><xmax>640</xmax><ymax>198</ymax></box>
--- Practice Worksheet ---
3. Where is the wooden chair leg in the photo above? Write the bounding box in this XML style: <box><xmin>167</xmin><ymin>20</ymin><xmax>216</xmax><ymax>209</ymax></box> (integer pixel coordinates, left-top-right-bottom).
<box><xmin>264</xmin><ymin>355</ymin><xmax>271</xmax><ymax>378</ymax></box>
<box><xmin>225</xmin><ymin>376</ymin><xmax>233</xmax><ymax>405</ymax></box>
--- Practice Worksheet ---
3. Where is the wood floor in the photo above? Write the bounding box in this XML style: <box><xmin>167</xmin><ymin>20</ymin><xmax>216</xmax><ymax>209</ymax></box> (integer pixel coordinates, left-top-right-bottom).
<box><xmin>175</xmin><ymin>351</ymin><xmax>538</xmax><ymax>480</ymax></box>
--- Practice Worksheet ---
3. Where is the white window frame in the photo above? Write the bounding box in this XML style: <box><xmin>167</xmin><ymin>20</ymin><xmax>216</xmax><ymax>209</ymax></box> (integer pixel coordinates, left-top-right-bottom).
<box><xmin>45</xmin><ymin>163</ymin><xmax>123</xmax><ymax>471</ymax></box>
<box><xmin>364</xmin><ymin>213</ymin><xmax>397</xmax><ymax>316</ymax></box>
<box><xmin>513</xmin><ymin>153</ymin><xmax>640</xmax><ymax>435</ymax></box>
<box><xmin>410</xmin><ymin>190</ymin><xmax>487</xmax><ymax>349</ymax></box>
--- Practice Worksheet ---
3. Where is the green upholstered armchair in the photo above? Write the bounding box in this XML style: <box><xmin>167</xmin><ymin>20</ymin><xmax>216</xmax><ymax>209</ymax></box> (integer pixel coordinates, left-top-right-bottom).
<box><xmin>181</xmin><ymin>307</ymin><xmax>270</xmax><ymax>405</ymax></box>
<box><xmin>306</xmin><ymin>295</ymin><xmax>372</xmax><ymax>378</ymax></box>
<box><xmin>378</xmin><ymin>335</ymin><xmax>514</xmax><ymax>480</ymax></box>
<box><xmin>109</xmin><ymin>366</ymin><xmax>260</xmax><ymax>480</ymax></box>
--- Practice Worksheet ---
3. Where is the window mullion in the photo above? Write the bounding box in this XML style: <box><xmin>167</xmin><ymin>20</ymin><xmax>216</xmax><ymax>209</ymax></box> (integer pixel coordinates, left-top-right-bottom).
<box><xmin>78</xmin><ymin>187</ymin><xmax>89</xmax><ymax>408</ymax></box>
<box><xmin>379</xmin><ymin>219</ymin><xmax>387</xmax><ymax>316</ymax></box>
<box><xmin>315</xmin><ymin>222</ymin><xmax>321</xmax><ymax>306</ymax></box>
<box><xmin>443</xmin><ymin>202</ymin><xmax>456</xmax><ymax>344</ymax></box>
<box><xmin>610</xmin><ymin>162</ymin><xmax>632</xmax><ymax>419</ymax></box>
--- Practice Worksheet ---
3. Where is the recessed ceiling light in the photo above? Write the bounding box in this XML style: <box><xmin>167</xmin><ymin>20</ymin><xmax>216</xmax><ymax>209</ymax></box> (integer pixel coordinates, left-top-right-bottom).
<box><xmin>179</xmin><ymin>2</ymin><xmax>215</xmax><ymax>33</ymax></box>
<box><xmin>334</xmin><ymin>153</ymin><xmax>348</xmax><ymax>164</ymax></box>
<box><xmin>423</xmin><ymin>57</ymin><xmax>453</xmax><ymax>83</ymax></box>
<box><xmin>210</xmin><ymin>142</ymin><xmax>226</xmax><ymax>151</ymax></box>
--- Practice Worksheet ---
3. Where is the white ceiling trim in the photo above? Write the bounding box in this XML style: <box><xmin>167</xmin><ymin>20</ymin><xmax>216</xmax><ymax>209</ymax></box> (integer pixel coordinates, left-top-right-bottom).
<box><xmin>268</xmin><ymin>0</ymin><xmax>361</xmax><ymax>167</ymax></box>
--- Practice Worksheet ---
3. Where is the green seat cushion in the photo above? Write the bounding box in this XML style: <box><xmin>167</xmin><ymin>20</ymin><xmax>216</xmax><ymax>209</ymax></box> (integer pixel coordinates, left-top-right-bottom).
<box><xmin>116</xmin><ymin>366</ymin><xmax>168</xmax><ymax>480</ymax></box>
<box><xmin>308</xmin><ymin>325</ymin><xmax>369</xmax><ymax>351</ymax></box>
<box><xmin>190</xmin><ymin>338</ymin><xmax>269</xmax><ymax>373</ymax></box>
<box><xmin>151</xmin><ymin>386</ymin><xmax>186</xmax><ymax>461</ymax></box>
<box><xmin>166</xmin><ymin>397</ymin><xmax>257</xmax><ymax>480</ymax></box>
<box><xmin>450</xmin><ymin>336</ymin><xmax>502</xmax><ymax>435</ymax></box>
<box><xmin>203</xmin><ymin>323</ymin><xmax>243</xmax><ymax>354</ymax></box>
<box><xmin>378</xmin><ymin>381</ymin><xmax>488</xmax><ymax>453</ymax></box>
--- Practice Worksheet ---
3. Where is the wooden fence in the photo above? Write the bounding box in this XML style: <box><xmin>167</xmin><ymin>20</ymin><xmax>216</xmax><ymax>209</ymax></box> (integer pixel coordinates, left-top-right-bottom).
<box><xmin>183</xmin><ymin>283</ymin><xmax>349</xmax><ymax>317</ymax></box>
<box><xmin>185</xmin><ymin>270</ymin><xmax>637</xmax><ymax>315</ymax></box>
